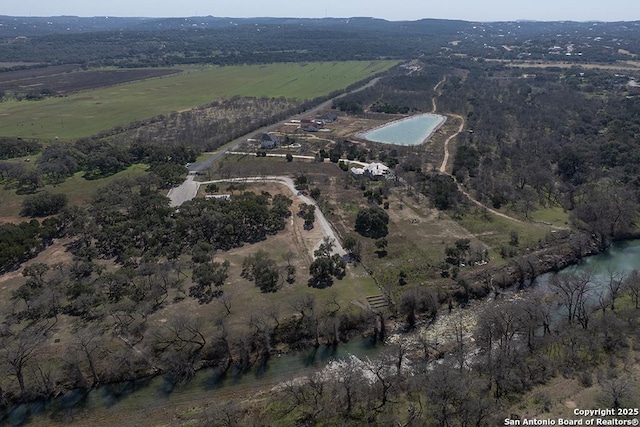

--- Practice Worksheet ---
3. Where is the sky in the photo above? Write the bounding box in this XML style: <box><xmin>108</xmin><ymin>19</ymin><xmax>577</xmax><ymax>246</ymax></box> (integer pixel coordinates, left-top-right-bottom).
<box><xmin>3</xmin><ymin>0</ymin><xmax>639</xmax><ymax>22</ymax></box>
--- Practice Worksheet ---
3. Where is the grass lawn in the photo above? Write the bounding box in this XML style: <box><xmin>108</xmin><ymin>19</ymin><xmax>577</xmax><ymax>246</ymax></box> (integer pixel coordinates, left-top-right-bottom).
<box><xmin>529</xmin><ymin>205</ymin><xmax>571</xmax><ymax>227</ymax></box>
<box><xmin>0</xmin><ymin>61</ymin><xmax>397</xmax><ymax>140</ymax></box>
<box><xmin>455</xmin><ymin>207</ymin><xmax>555</xmax><ymax>261</ymax></box>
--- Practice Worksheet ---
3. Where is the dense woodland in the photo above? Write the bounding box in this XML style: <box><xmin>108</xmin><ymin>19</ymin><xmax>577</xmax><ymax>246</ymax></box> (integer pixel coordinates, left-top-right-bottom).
<box><xmin>1</xmin><ymin>15</ymin><xmax>640</xmax><ymax>426</ymax></box>
<box><xmin>1</xmin><ymin>18</ymin><xmax>640</xmax><ymax>68</ymax></box>
<box><xmin>336</xmin><ymin>58</ymin><xmax>640</xmax><ymax>250</ymax></box>
<box><xmin>438</xmin><ymin>61</ymin><xmax>640</xmax><ymax>249</ymax></box>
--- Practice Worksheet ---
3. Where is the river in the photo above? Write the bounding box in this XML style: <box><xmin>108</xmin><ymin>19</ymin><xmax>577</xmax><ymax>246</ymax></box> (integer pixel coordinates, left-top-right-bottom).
<box><xmin>5</xmin><ymin>337</ymin><xmax>381</xmax><ymax>425</ymax></box>
<box><xmin>533</xmin><ymin>239</ymin><xmax>640</xmax><ymax>297</ymax></box>
<box><xmin>6</xmin><ymin>240</ymin><xmax>640</xmax><ymax>425</ymax></box>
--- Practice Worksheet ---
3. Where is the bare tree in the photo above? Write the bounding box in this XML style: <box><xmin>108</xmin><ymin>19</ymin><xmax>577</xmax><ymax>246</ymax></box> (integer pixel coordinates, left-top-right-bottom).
<box><xmin>548</xmin><ymin>270</ymin><xmax>593</xmax><ymax>328</ymax></box>
<box><xmin>265</xmin><ymin>303</ymin><xmax>281</xmax><ymax>334</ymax></box>
<box><xmin>289</xmin><ymin>293</ymin><xmax>316</xmax><ymax>322</ymax></box>
<box><xmin>453</xmin><ymin>320</ymin><xmax>468</xmax><ymax>372</ymax></box>
<box><xmin>398</xmin><ymin>287</ymin><xmax>438</xmax><ymax>330</ymax></box>
<box><xmin>475</xmin><ymin>301</ymin><xmax>524</xmax><ymax>398</ymax></box>
<box><xmin>151</xmin><ymin>312</ymin><xmax>206</xmax><ymax>382</ymax></box>
<box><xmin>416</xmin><ymin>333</ymin><xmax>440</xmax><ymax>362</ymax></box>
<box><xmin>218</xmin><ymin>293</ymin><xmax>232</xmax><ymax>317</ymax></box>
<box><xmin>625</xmin><ymin>269</ymin><xmax>640</xmax><ymax>309</ymax></box>
<box><xmin>198</xmin><ymin>400</ymin><xmax>245</xmax><ymax>427</ymax></box>
<box><xmin>598</xmin><ymin>369</ymin><xmax>635</xmax><ymax>410</ymax></box>
<box><xmin>514</xmin><ymin>297</ymin><xmax>544</xmax><ymax>351</ymax></box>
<box><xmin>365</xmin><ymin>355</ymin><xmax>397</xmax><ymax>412</ymax></box>
<box><xmin>279</xmin><ymin>372</ymin><xmax>335</xmax><ymax>423</ymax></box>
<box><xmin>605</xmin><ymin>269</ymin><xmax>625</xmax><ymax>312</ymax></box>
<box><xmin>331</xmin><ymin>356</ymin><xmax>363</xmax><ymax>417</ymax></box>
<box><xmin>69</xmin><ymin>325</ymin><xmax>106</xmax><ymax>386</ymax></box>
<box><xmin>0</xmin><ymin>325</ymin><xmax>45</xmax><ymax>398</ymax></box>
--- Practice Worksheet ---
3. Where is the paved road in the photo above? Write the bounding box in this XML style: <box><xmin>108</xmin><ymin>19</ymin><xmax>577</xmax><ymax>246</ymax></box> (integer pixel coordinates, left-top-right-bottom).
<box><xmin>186</xmin><ymin>77</ymin><xmax>381</xmax><ymax>174</ymax></box>
<box><xmin>167</xmin><ymin>174</ymin><xmax>199</xmax><ymax>207</ymax></box>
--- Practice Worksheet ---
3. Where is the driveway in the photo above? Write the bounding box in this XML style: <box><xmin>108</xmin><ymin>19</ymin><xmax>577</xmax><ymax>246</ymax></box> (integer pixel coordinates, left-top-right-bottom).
<box><xmin>167</xmin><ymin>174</ymin><xmax>199</xmax><ymax>207</ymax></box>
<box><xmin>199</xmin><ymin>176</ymin><xmax>346</xmax><ymax>258</ymax></box>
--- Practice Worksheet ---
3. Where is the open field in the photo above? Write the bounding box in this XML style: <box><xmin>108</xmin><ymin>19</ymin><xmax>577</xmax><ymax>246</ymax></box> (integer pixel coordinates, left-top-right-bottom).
<box><xmin>0</xmin><ymin>163</ymin><xmax>149</xmax><ymax>218</ymax></box>
<box><xmin>0</xmin><ymin>62</ymin><xmax>42</xmax><ymax>69</ymax></box>
<box><xmin>0</xmin><ymin>65</ymin><xmax>81</xmax><ymax>83</ymax></box>
<box><xmin>0</xmin><ymin>61</ymin><xmax>398</xmax><ymax>140</ymax></box>
<box><xmin>0</xmin><ymin>68</ymin><xmax>181</xmax><ymax>95</ymax></box>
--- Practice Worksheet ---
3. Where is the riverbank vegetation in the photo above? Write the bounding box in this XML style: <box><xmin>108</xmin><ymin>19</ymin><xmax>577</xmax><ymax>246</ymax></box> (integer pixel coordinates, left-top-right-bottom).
<box><xmin>233</xmin><ymin>269</ymin><xmax>640</xmax><ymax>426</ymax></box>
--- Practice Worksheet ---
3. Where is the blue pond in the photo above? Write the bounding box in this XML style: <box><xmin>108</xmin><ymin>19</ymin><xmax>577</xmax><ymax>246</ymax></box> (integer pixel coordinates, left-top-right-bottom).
<box><xmin>358</xmin><ymin>113</ymin><xmax>446</xmax><ymax>146</ymax></box>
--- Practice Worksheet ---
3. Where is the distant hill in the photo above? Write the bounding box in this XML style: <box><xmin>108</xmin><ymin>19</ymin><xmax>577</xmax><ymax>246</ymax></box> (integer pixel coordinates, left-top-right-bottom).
<box><xmin>0</xmin><ymin>15</ymin><xmax>488</xmax><ymax>38</ymax></box>
<box><xmin>0</xmin><ymin>16</ymin><xmax>638</xmax><ymax>67</ymax></box>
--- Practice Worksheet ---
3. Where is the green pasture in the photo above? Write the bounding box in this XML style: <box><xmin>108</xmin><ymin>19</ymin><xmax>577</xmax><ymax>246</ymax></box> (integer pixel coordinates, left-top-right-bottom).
<box><xmin>0</xmin><ymin>61</ymin><xmax>397</xmax><ymax>140</ymax></box>
<box><xmin>456</xmin><ymin>207</ymin><xmax>557</xmax><ymax>261</ymax></box>
<box><xmin>529</xmin><ymin>205</ymin><xmax>571</xmax><ymax>227</ymax></box>
<box><xmin>0</xmin><ymin>163</ymin><xmax>149</xmax><ymax>218</ymax></box>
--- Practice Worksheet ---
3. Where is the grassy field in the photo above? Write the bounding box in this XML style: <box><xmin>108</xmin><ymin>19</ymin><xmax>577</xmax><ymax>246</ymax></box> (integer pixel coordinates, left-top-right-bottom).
<box><xmin>0</xmin><ymin>61</ymin><xmax>397</xmax><ymax>140</ymax></box>
<box><xmin>0</xmin><ymin>163</ymin><xmax>149</xmax><ymax>218</ymax></box>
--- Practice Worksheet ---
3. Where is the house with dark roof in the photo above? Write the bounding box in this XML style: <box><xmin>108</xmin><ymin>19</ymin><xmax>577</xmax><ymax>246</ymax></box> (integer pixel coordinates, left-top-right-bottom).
<box><xmin>318</xmin><ymin>113</ymin><xmax>338</xmax><ymax>123</ymax></box>
<box><xmin>300</xmin><ymin>119</ymin><xmax>324</xmax><ymax>132</ymax></box>
<box><xmin>260</xmin><ymin>133</ymin><xmax>280</xmax><ymax>149</ymax></box>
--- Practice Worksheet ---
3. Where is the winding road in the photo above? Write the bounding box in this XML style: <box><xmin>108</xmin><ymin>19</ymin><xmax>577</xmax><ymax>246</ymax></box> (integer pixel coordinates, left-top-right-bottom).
<box><xmin>169</xmin><ymin>70</ymin><xmax>528</xmax><ymax>255</ymax></box>
<box><xmin>167</xmin><ymin>76</ymin><xmax>384</xmax><ymax>257</ymax></box>
<box><xmin>183</xmin><ymin>176</ymin><xmax>346</xmax><ymax>259</ymax></box>
<box><xmin>432</xmin><ymin>77</ymin><xmax>524</xmax><ymax>224</ymax></box>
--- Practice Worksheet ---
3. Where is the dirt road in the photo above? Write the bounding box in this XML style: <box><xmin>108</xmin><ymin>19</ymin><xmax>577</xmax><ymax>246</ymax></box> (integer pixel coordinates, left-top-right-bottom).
<box><xmin>439</xmin><ymin>113</ymin><xmax>464</xmax><ymax>174</ymax></box>
<box><xmin>432</xmin><ymin>78</ymin><xmax>524</xmax><ymax>224</ymax></box>
<box><xmin>198</xmin><ymin>176</ymin><xmax>346</xmax><ymax>258</ymax></box>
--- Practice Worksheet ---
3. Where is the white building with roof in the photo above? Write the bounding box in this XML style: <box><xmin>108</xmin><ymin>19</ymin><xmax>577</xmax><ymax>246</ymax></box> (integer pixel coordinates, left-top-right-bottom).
<box><xmin>350</xmin><ymin>162</ymin><xmax>391</xmax><ymax>180</ymax></box>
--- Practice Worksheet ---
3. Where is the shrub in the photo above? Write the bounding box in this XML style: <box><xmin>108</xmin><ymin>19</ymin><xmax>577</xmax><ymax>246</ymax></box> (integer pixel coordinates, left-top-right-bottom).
<box><xmin>20</xmin><ymin>191</ymin><xmax>68</xmax><ymax>217</ymax></box>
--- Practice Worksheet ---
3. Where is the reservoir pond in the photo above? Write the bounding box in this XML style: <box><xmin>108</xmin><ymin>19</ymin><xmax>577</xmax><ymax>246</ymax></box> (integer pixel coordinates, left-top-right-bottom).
<box><xmin>358</xmin><ymin>113</ymin><xmax>446</xmax><ymax>146</ymax></box>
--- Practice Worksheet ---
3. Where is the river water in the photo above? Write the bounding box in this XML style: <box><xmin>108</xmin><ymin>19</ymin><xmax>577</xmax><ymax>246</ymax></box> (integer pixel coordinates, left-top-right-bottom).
<box><xmin>6</xmin><ymin>337</ymin><xmax>381</xmax><ymax>425</ymax></box>
<box><xmin>533</xmin><ymin>239</ymin><xmax>640</xmax><ymax>295</ymax></box>
<box><xmin>7</xmin><ymin>240</ymin><xmax>640</xmax><ymax>425</ymax></box>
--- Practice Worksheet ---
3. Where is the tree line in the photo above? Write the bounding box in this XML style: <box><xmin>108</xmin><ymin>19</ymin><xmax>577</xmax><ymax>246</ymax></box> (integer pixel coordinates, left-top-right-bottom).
<box><xmin>195</xmin><ymin>267</ymin><xmax>640</xmax><ymax>426</ymax></box>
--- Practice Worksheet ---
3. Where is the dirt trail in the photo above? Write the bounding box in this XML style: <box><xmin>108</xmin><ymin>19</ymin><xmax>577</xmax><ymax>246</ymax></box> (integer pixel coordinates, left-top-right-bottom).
<box><xmin>438</xmin><ymin>113</ymin><xmax>464</xmax><ymax>175</ymax></box>
<box><xmin>431</xmin><ymin>77</ymin><xmax>445</xmax><ymax>113</ymax></box>
<box><xmin>432</xmin><ymin>78</ymin><xmax>524</xmax><ymax>225</ymax></box>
